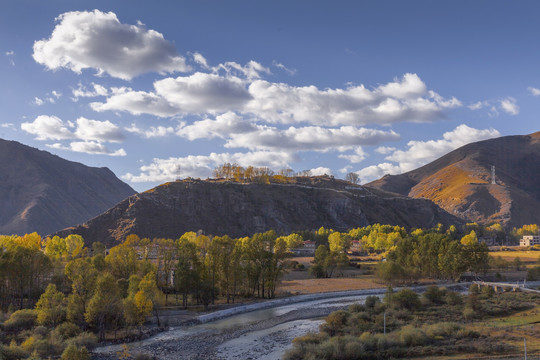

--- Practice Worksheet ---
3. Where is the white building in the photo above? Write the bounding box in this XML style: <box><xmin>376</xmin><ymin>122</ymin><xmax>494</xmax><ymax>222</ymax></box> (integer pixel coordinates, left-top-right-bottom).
<box><xmin>520</xmin><ymin>235</ymin><xmax>540</xmax><ymax>246</ymax></box>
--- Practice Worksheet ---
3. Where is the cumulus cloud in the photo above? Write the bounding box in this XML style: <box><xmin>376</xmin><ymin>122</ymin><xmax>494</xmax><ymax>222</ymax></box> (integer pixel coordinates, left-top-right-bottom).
<box><xmin>354</xmin><ymin>124</ymin><xmax>501</xmax><ymax>184</ymax></box>
<box><xmin>338</xmin><ymin>148</ymin><xmax>367</xmax><ymax>163</ymax></box>
<box><xmin>33</xmin><ymin>10</ymin><xmax>189</xmax><ymax>80</ymax></box>
<box><xmin>47</xmin><ymin>141</ymin><xmax>126</xmax><ymax>156</ymax></box>
<box><xmin>375</xmin><ymin>146</ymin><xmax>396</xmax><ymax>154</ymax></box>
<box><xmin>91</xmin><ymin>72</ymin><xmax>461</xmax><ymax>126</ymax></box>
<box><xmin>91</xmin><ymin>87</ymin><xmax>179</xmax><ymax>117</ymax></box>
<box><xmin>22</xmin><ymin>115</ymin><xmax>126</xmax><ymax>156</ymax></box>
<box><xmin>272</xmin><ymin>61</ymin><xmax>296</xmax><ymax>75</ymax></box>
<box><xmin>21</xmin><ymin>115</ymin><xmax>75</xmax><ymax>140</ymax></box>
<box><xmin>468</xmin><ymin>101</ymin><xmax>489</xmax><ymax>110</ymax></box>
<box><xmin>74</xmin><ymin>117</ymin><xmax>124</xmax><ymax>142</ymax></box>
<box><xmin>123</xmin><ymin>151</ymin><xmax>297</xmax><ymax>182</ymax></box>
<box><xmin>528</xmin><ymin>87</ymin><xmax>540</xmax><ymax>96</ymax></box>
<box><xmin>154</xmin><ymin>73</ymin><xmax>252</xmax><ymax>113</ymax></box>
<box><xmin>125</xmin><ymin>124</ymin><xmax>175</xmax><ymax>138</ymax></box>
<box><xmin>500</xmin><ymin>97</ymin><xmax>519</xmax><ymax>115</ymax></box>
<box><xmin>72</xmin><ymin>82</ymin><xmax>108</xmax><ymax>100</ymax></box>
<box><xmin>310</xmin><ymin>167</ymin><xmax>333</xmax><ymax>176</ymax></box>
<box><xmin>176</xmin><ymin>112</ymin><xmax>257</xmax><ymax>140</ymax></box>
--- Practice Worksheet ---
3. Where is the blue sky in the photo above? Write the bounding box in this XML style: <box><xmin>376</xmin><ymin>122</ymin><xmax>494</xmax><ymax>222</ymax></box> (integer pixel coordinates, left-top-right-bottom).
<box><xmin>1</xmin><ymin>1</ymin><xmax>540</xmax><ymax>192</ymax></box>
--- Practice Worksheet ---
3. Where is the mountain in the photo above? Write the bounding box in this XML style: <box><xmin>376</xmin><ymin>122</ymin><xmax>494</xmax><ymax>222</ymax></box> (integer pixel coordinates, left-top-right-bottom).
<box><xmin>367</xmin><ymin>132</ymin><xmax>540</xmax><ymax>228</ymax></box>
<box><xmin>54</xmin><ymin>176</ymin><xmax>462</xmax><ymax>246</ymax></box>
<box><xmin>0</xmin><ymin>139</ymin><xmax>136</xmax><ymax>235</ymax></box>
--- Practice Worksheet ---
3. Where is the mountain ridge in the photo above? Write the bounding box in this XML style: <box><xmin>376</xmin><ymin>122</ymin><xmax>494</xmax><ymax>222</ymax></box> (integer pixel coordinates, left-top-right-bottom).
<box><xmin>367</xmin><ymin>132</ymin><xmax>540</xmax><ymax>228</ymax></box>
<box><xmin>54</xmin><ymin>176</ymin><xmax>463</xmax><ymax>246</ymax></box>
<box><xmin>0</xmin><ymin>138</ymin><xmax>136</xmax><ymax>235</ymax></box>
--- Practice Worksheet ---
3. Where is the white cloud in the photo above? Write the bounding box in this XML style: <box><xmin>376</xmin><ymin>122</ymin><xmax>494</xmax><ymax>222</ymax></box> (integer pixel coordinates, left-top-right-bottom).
<box><xmin>176</xmin><ymin>112</ymin><xmax>256</xmax><ymax>140</ymax></box>
<box><xmin>1</xmin><ymin>123</ymin><xmax>15</xmax><ymax>130</ymax></box>
<box><xmin>125</xmin><ymin>124</ymin><xmax>175</xmax><ymax>138</ymax></box>
<box><xmin>468</xmin><ymin>101</ymin><xmax>489</xmax><ymax>110</ymax></box>
<box><xmin>310</xmin><ymin>167</ymin><xmax>332</xmax><ymax>176</ymax></box>
<box><xmin>92</xmin><ymin>72</ymin><xmax>461</xmax><ymax>126</ymax></box>
<box><xmin>74</xmin><ymin>117</ymin><xmax>124</xmax><ymax>142</ymax></box>
<box><xmin>90</xmin><ymin>87</ymin><xmax>179</xmax><ymax>117</ymax></box>
<box><xmin>72</xmin><ymin>82</ymin><xmax>108</xmax><ymax>100</ymax></box>
<box><xmin>356</xmin><ymin>124</ymin><xmax>501</xmax><ymax>184</ymax></box>
<box><xmin>21</xmin><ymin>115</ymin><xmax>127</xmax><ymax>156</ymax></box>
<box><xmin>528</xmin><ymin>87</ymin><xmax>540</xmax><ymax>96</ymax></box>
<box><xmin>33</xmin><ymin>97</ymin><xmax>45</xmax><ymax>106</ymax></box>
<box><xmin>47</xmin><ymin>141</ymin><xmax>126</xmax><ymax>156</ymax></box>
<box><xmin>375</xmin><ymin>146</ymin><xmax>396</xmax><ymax>154</ymax></box>
<box><xmin>338</xmin><ymin>148</ymin><xmax>367</xmax><ymax>163</ymax></box>
<box><xmin>500</xmin><ymin>97</ymin><xmax>519</xmax><ymax>115</ymax></box>
<box><xmin>154</xmin><ymin>73</ymin><xmax>252</xmax><ymax>113</ymax></box>
<box><xmin>272</xmin><ymin>61</ymin><xmax>296</xmax><ymax>75</ymax></box>
<box><xmin>123</xmin><ymin>151</ymin><xmax>296</xmax><ymax>182</ymax></box>
<box><xmin>33</xmin><ymin>10</ymin><xmax>190</xmax><ymax>80</ymax></box>
<box><xmin>21</xmin><ymin>115</ymin><xmax>75</xmax><ymax>140</ymax></box>
<box><xmin>52</xmin><ymin>90</ymin><xmax>62</xmax><ymax>99</ymax></box>
<box><xmin>5</xmin><ymin>50</ymin><xmax>15</xmax><ymax>66</ymax></box>
<box><xmin>356</xmin><ymin>163</ymin><xmax>403</xmax><ymax>184</ymax></box>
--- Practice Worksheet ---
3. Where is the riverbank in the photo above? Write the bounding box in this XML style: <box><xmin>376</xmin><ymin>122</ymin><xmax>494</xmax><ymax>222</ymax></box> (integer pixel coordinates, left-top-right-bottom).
<box><xmin>92</xmin><ymin>283</ymin><xmax>471</xmax><ymax>359</ymax></box>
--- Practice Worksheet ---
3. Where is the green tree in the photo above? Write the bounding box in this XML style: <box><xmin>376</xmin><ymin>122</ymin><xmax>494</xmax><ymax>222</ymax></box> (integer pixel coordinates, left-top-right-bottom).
<box><xmin>35</xmin><ymin>283</ymin><xmax>66</xmax><ymax>327</ymax></box>
<box><xmin>105</xmin><ymin>244</ymin><xmax>139</xmax><ymax>279</ymax></box>
<box><xmin>85</xmin><ymin>274</ymin><xmax>124</xmax><ymax>340</ymax></box>
<box><xmin>65</xmin><ymin>258</ymin><xmax>98</xmax><ymax>325</ymax></box>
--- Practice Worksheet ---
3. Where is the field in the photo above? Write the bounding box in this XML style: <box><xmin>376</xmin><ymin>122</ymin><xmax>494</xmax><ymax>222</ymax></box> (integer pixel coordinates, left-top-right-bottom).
<box><xmin>490</xmin><ymin>250</ymin><xmax>540</xmax><ymax>263</ymax></box>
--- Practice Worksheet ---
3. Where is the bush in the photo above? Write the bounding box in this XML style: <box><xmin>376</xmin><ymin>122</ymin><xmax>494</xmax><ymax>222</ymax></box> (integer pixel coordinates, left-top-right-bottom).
<box><xmin>463</xmin><ymin>307</ymin><xmax>476</xmax><ymax>320</ymax></box>
<box><xmin>348</xmin><ymin>303</ymin><xmax>365</xmax><ymax>313</ymax></box>
<box><xmin>0</xmin><ymin>342</ymin><xmax>29</xmax><ymax>360</ymax></box>
<box><xmin>526</xmin><ymin>266</ymin><xmax>540</xmax><ymax>281</ymax></box>
<box><xmin>365</xmin><ymin>295</ymin><xmax>380</xmax><ymax>309</ymax></box>
<box><xmin>445</xmin><ymin>291</ymin><xmax>463</xmax><ymax>305</ymax></box>
<box><xmin>3</xmin><ymin>309</ymin><xmax>37</xmax><ymax>332</ymax></box>
<box><xmin>469</xmin><ymin>284</ymin><xmax>480</xmax><ymax>295</ymax></box>
<box><xmin>65</xmin><ymin>332</ymin><xmax>98</xmax><ymax>350</ymax></box>
<box><xmin>399</xmin><ymin>325</ymin><xmax>428</xmax><ymax>346</ymax></box>
<box><xmin>53</xmin><ymin>322</ymin><xmax>81</xmax><ymax>340</ymax></box>
<box><xmin>393</xmin><ymin>289</ymin><xmax>421</xmax><ymax>310</ymax></box>
<box><xmin>61</xmin><ymin>344</ymin><xmax>91</xmax><ymax>360</ymax></box>
<box><xmin>423</xmin><ymin>322</ymin><xmax>461</xmax><ymax>338</ymax></box>
<box><xmin>320</xmin><ymin>310</ymin><xmax>349</xmax><ymax>336</ymax></box>
<box><xmin>423</xmin><ymin>286</ymin><xmax>446</xmax><ymax>304</ymax></box>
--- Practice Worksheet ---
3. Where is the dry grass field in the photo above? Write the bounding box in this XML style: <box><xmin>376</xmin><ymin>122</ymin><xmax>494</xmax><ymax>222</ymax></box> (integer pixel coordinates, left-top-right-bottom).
<box><xmin>490</xmin><ymin>250</ymin><xmax>540</xmax><ymax>263</ymax></box>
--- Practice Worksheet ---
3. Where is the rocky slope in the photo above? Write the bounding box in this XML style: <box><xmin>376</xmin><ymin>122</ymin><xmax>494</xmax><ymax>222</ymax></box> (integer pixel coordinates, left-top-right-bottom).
<box><xmin>0</xmin><ymin>139</ymin><xmax>136</xmax><ymax>235</ymax></box>
<box><xmin>55</xmin><ymin>176</ymin><xmax>462</xmax><ymax>246</ymax></box>
<box><xmin>367</xmin><ymin>132</ymin><xmax>540</xmax><ymax>228</ymax></box>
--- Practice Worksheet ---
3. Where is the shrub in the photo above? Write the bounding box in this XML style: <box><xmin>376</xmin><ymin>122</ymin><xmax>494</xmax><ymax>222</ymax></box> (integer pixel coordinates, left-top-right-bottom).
<box><xmin>320</xmin><ymin>310</ymin><xmax>349</xmax><ymax>336</ymax></box>
<box><xmin>393</xmin><ymin>289</ymin><xmax>421</xmax><ymax>310</ymax></box>
<box><xmin>423</xmin><ymin>286</ymin><xmax>446</xmax><ymax>304</ymax></box>
<box><xmin>3</xmin><ymin>309</ymin><xmax>37</xmax><ymax>332</ymax></box>
<box><xmin>53</xmin><ymin>322</ymin><xmax>81</xmax><ymax>340</ymax></box>
<box><xmin>480</xmin><ymin>285</ymin><xmax>495</xmax><ymax>298</ymax></box>
<box><xmin>526</xmin><ymin>266</ymin><xmax>540</xmax><ymax>281</ymax></box>
<box><xmin>463</xmin><ymin>307</ymin><xmax>476</xmax><ymax>320</ymax></box>
<box><xmin>0</xmin><ymin>342</ymin><xmax>29</xmax><ymax>360</ymax></box>
<box><xmin>365</xmin><ymin>295</ymin><xmax>381</xmax><ymax>309</ymax></box>
<box><xmin>399</xmin><ymin>325</ymin><xmax>428</xmax><ymax>346</ymax></box>
<box><xmin>61</xmin><ymin>344</ymin><xmax>91</xmax><ymax>360</ymax></box>
<box><xmin>423</xmin><ymin>322</ymin><xmax>461</xmax><ymax>338</ymax></box>
<box><xmin>445</xmin><ymin>291</ymin><xmax>463</xmax><ymax>305</ymax></box>
<box><xmin>469</xmin><ymin>284</ymin><xmax>480</xmax><ymax>295</ymax></box>
<box><xmin>65</xmin><ymin>332</ymin><xmax>98</xmax><ymax>350</ymax></box>
<box><xmin>348</xmin><ymin>303</ymin><xmax>365</xmax><ymax>313</ymax></box>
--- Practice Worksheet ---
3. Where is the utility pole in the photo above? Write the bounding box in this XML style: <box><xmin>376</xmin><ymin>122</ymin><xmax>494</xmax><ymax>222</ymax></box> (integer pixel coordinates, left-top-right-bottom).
<box><xmin>491</xmin><ymin>165</ymin><xmax>496</xmax><ymax>185</ymax></box>
<box><xmin>524</xmin><ymin>338</ymin><xmax>527</xmax><ymax>360</ymax></box>
<box><xmin>383</xmin><ymin>311</ymin><xmax>386</xmax><ymax>335</ymax></box>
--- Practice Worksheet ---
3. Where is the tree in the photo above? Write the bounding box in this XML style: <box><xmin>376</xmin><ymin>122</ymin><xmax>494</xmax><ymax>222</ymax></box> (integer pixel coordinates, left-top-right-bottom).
<box><xmin>345</xmin><ymin>172</ymin><xmax>360</xmax><ymax>184</ymax></box>
<box><xmin>85</xmin><ymin>274</ymin><xmax>124</xmax><ymax>340</ymax></box>
<box><xmin>35</xmin><ymin>284</ymin><xmax>66</xmax><ymax>327</ymax></box>
<box><xmin>65</xmin><ymin>258</ymin><xmax>98</xmax><ymax>325</ymax></box>
<box><xmin>328</xmin><ymin>232</ymin><xmax>351</xmax><ymax>253</ymax></box>
<box><xmin>105</xmin><ymin>244</ymin><xmax>139</xmax><ymax>279</ymax></box>
<box><xmin>460</xmin><ymin>230</ymin><xmax>478</xmax><ymax>246</ymax></box>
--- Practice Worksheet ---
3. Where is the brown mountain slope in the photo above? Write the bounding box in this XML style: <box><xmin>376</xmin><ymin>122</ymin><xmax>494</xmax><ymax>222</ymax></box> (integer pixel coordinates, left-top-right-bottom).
<box><xmin>367</xmin><ymin>132</ymin><xmax>540</xmax><ymax>228</ymax></box>
<box><xmin>0</xmin><ymin>139</ymin><xmax>136</xmax><ymax>235</ymax></box>
<box><xmin>55</xmin><ymin>176</ymin><xmax>463</xmax><ymax>247</ymax></box>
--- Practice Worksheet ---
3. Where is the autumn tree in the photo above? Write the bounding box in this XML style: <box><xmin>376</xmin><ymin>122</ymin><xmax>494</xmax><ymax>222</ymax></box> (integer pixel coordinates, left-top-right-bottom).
<box><xmin>85</xmin><ymin>274</ymin><xmax>124</xmax><ymax>340</ymax></box>
<box><xmin>35</xmin><ymin>283</ymin><xmax>66</xmax><ymax>327</ymax></box>
<box><xmin>65</xmin><ymin>258</ymin><xmax>98</xmax><ymax>325</ymax></box>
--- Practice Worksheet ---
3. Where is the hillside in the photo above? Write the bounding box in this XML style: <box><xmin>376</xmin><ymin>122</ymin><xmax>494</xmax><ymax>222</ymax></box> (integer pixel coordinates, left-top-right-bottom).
<box><xmin>0</xmin><ymin>139</ymin><xmax>136</xmax><ymax>235</ymax></box>
<box><xmin>367</xmin><ymin>132</ymin><xmax>540</xmax><ymax>228</ymax></box>
<box><xmin>55</xmin><ymin>176</ymin><xmax>462</xmax><ymax>246</ymax></box>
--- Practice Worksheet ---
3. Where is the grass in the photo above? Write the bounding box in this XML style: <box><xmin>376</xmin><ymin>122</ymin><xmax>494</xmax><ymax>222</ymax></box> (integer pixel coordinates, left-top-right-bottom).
<box><xmin>490</xmin><ymin>251</ymin><xmax>540</xmax><ymax>263</ymax></box>
<box><xmin>278</xmin><ymin>276</ymin><xmax>382</xmax><ymax>295</ymax></box>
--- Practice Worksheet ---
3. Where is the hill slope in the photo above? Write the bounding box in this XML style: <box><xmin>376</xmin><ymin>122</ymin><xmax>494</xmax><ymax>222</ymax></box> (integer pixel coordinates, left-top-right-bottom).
<box><xmin>0</xmin><ymin>139</ymin><xmax>136</xmax><ymax>235</ymax></box>
<box><xmin>55</xmin><ymin>176</ymin><xmax>462</xmax><ymax>246</ymax></box>
<box><xmin>367</xmin><ymin>132</ymin><xmax>540</xmax><ymax>228</ymax></box>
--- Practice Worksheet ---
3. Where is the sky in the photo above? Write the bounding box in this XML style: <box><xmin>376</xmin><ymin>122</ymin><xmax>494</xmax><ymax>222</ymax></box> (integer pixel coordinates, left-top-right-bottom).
<box><xmin>1</xmin><ymin>1</ymin><xmax>540</xmax><ymax>192</ymax></box>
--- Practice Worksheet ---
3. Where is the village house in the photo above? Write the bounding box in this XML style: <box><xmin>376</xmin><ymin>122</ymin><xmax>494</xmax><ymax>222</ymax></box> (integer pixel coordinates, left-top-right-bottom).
<box><xmin>520</xmin><ymin>235</ymin><xmax>540</xmax><ymax>246</ymax></box>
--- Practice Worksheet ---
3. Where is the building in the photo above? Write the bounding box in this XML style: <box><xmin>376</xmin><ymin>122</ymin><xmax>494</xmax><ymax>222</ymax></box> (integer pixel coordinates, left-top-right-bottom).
<box><xmin>520</xmin><ymin>235</ymin><xmax>540</xmax><ymax>246</ymax></box>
